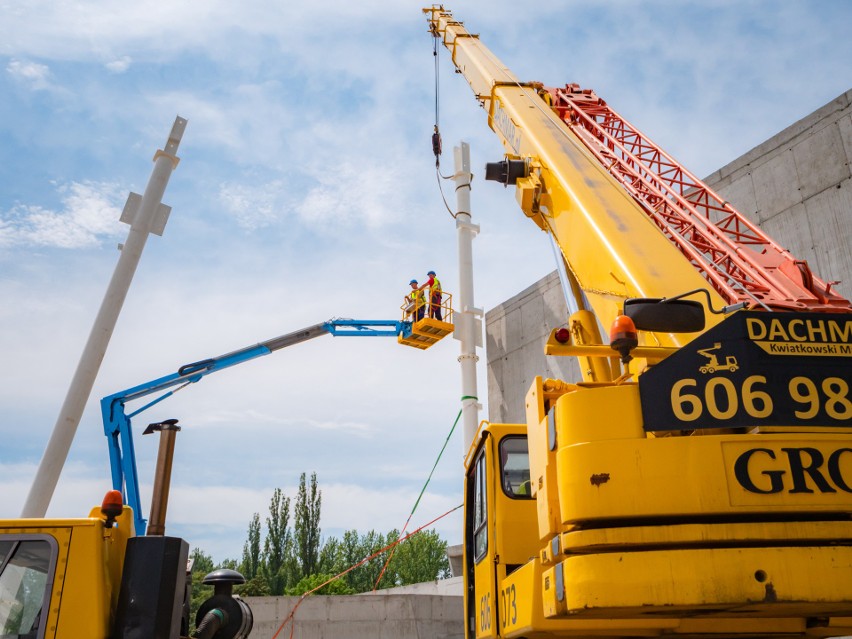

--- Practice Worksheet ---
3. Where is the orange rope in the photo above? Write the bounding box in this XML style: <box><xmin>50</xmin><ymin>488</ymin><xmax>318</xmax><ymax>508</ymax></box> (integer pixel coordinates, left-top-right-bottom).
<box><xmin>269</xmin><ymin>503</ymin><xmax>462</xmax><ymax>639</ymax></box>
<box><xmin>372</xmin><ymin>405</ymin><xmax>465</xmax><ymax>591</ymax></box>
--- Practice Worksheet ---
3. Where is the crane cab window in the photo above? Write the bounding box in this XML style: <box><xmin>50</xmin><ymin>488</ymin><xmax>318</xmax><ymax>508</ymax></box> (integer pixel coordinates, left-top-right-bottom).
<box><xmin>471</xmin><ymin>452</ymin><xmax>488</xmax><ymax>562</ymax></box>
<box><xmin>500</xmin><ymin>436</ymin><xmax>532</xmax><ymax>499</ymax></box>
<box><xmin>0</xmin><ymin>536</ymin><xmax>56</xmax><ymax>638</ymax></box>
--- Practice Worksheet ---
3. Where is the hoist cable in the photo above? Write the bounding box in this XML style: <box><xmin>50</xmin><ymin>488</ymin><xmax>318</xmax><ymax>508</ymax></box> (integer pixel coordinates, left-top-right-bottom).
<box><xmin>436</xmin><ymin>167</ymin><xmax>457</xmax><ymax>219</ymax></box>
<box><xmin>432</xmin><ymin>28</ymin><xmax>442</xmax><ymax>169</ymax></box>
<box><xmin>430</xmin><ymin>28</ymin><xmax>457</xmax><ymax>217</ymax></box>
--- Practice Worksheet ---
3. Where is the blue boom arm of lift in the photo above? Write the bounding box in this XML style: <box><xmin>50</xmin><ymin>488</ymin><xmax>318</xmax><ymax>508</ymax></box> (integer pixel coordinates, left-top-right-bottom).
<box><xmin>101</xmin><ymin>318</ymin><xmax>412</xmax><ymax>535</ymax></box>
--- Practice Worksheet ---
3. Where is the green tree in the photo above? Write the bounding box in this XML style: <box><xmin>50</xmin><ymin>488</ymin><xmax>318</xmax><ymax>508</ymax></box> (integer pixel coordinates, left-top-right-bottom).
<box><xmin>317</xmin><ymin>536</ymin><xmax>341</xmax><ymax>575</ymax></box>
<box><xmin>294</xmin><ymin>472</ymin><xmax>321</xmax><ymax>579</ymax></box>
<box><xmin>240</xmin><ymin>513</ymin><xmax>262</xmax><ymax>580</ymax></box>
<box><xmin>219</xmin><ymin>558</ymin><xmax>239</xmax><ymax>571</ymax></box>
<box><xmin>189</xmin><ymin>548</ymin><xmax>216</xmax><ymax>628</ymax></box>
<box><xmin>372</xmin><ymin>529</ymin><xmax>398</xmax><ymax>590</ymax></box>
<box><xmin>390</xmin><ymin>529</ymin><xmax>451</xmax><ymax>584</ymax></box>
<box><xmin>285</xmin><ymin>573</ymin><xmax>355</xmax><ymax>596</ymax></box>
<box><xmin>326</xmin><ymin>529</ymin><xmax>392</xmax><ymax>592</ymax></box>
<box><xmin>262</xmin><ymin>487</ymin><xmax>292</xmax><ymax>595</ymax></box>
<box><xmin>236</xmin><ymin>574</ymin><xmax>272</xmax><ymax>597</ymax></box>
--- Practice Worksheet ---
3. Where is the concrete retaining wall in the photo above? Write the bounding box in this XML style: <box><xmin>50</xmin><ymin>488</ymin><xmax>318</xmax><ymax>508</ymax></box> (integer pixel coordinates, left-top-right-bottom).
<box><xmin>246</xmin><ymin>593</ymin><xmax>463</xmax><ymax>639</ymax></box>
<box><xmin>486</xmin><ymin>90</ymin><xmax>852</xmax><ymax>424</ymax></box>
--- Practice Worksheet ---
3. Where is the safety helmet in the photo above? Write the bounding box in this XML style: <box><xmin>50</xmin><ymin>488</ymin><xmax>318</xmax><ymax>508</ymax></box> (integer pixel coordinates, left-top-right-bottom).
<box><xmin>410</xmin><ymin>279</ymin><xmax>418</xmax><ymax>285</ymax></box>
<box><xmin>427</xmin><ymin>270</ymin><xmax>436</xmax><ymax>276</ymax></box>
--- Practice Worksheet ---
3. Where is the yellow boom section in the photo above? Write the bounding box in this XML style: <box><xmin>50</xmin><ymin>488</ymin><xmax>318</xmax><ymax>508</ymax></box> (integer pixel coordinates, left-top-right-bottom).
<box><xmin>425</xmin><ymin>7</ymin><xmax>727</xmax><ymax>345</ymax></box>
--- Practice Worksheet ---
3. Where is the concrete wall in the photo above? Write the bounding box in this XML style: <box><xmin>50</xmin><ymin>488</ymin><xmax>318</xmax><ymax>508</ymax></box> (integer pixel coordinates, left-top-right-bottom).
<box><xmin>486</xmin><ymin>90</ymin><xmax>852</xmax><ymax>424</ymax></box>
<box><xmin>246</xmin><ymin>593</ymin><xmax>463</xmax><ymax>639</ymax></box>
<box><xmin>485</xmin><ymin>271</ymin><xmax>575</xmax><ymax>424</ymax></box>
<box><xmin>702</xmin><ymin>89</ymin><xmax>852</xmax><ymax>301</ymax></box>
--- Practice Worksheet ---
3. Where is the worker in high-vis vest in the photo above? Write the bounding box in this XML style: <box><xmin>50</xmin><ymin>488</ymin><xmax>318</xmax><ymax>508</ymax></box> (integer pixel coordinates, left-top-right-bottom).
<box><xmin>420</xmin><ymin>270</ymin><xmax>442</xmax><ymax>321</ymax></box>
<box><xmin>408</xmin><ymin>279</ymin><xmax>426</xmax><ymax>321</ymax></box>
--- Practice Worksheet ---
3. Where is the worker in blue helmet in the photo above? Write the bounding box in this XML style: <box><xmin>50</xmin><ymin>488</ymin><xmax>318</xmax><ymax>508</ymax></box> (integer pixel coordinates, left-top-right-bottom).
<box><xmin>407</xmin><ymin>279</ymin><xmax>426</xmax><ymax>321</ymax></box>
<box><xmin>420</xmin><ymin>270</ymin><xmax>443</xmax><ymax>321</ymax></box>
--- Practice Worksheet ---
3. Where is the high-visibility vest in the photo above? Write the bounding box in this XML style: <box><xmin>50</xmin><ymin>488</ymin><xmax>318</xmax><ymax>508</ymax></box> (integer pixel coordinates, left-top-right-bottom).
<box><xmin>410</xmin><ymin>289</ymin><xmax>425</xmax><ymax>305</ymax></box>
<box><xmin>429</xmin><ymin>276</ymin><xmax>442</xmax><ymax>296</ymax></box>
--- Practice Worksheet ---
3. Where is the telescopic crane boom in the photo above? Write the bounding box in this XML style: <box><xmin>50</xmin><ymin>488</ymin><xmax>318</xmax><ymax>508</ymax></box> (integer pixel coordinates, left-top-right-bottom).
<box><xmin>424</xmin><ymin>6</ymin><xmax>848</xmax><ymax>338</ymax></box>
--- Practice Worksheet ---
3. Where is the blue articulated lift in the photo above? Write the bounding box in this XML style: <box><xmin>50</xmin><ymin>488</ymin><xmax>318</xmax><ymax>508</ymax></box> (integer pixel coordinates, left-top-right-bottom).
<box><xmin>101</xmin><ymin>318</ymin><xmax>432</xmax><ymax>534</ymax></box>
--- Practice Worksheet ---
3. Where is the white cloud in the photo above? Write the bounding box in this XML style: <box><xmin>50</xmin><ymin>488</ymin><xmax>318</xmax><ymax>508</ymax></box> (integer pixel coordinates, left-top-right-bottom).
<box><xmin>196</xmin><ymin>408</ymin><xmax>375</xmax><ymax>437</ymax></box>
<box><xmin>1</xmin><ymin>181</ymin><xmax>125</xmax><ymax>248</ymax></box>
<box><xmin>296</xmin><ymin>162</ymin><xmax>402</xmax><ymax>230</ymax></box>
<box><xmin>6</xmin><ymin>58</ymin><xmax>52</xmax><ymax>90</ymax></box>
<box><xmin>218</xmin><ymin>180</ymin><xmax>286</xmax><ymax>230</ymax></box>
<box><xmin>105</xmin><ymin>56</ymin><xmax>132</xmax><ymax>73</ymax></box>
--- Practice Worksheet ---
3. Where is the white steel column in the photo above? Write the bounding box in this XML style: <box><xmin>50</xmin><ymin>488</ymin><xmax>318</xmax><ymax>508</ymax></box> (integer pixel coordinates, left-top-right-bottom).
<box><xmin>21</xmin><ymin>116</ymin><xmax>187</xmax><ymax>518</ymax></box>
<box><xmin>452</xmin><ymin>142</ymin><xmax>482</xmax><ymax>453</ymax></box>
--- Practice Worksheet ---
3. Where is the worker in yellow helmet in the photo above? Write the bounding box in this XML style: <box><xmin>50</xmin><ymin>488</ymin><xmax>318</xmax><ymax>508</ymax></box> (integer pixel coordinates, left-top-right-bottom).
<box><xmin>408</xmin><ymin>279</ymin><xmax>426</xmax><ymax>321</ymax></box>
<box><xmin>420</xmin><ymin>270</ymin><xmax>443</xmax><ymax>321</ymax></box>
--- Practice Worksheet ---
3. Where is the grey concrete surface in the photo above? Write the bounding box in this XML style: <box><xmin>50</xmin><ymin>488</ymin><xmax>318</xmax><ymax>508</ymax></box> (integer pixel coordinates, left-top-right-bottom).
<box><xmin>486</xmin><ymin>90</ymin><xmax>852</xmax><ymax>424</ymax></box>
<box><xmin>485</xmin><ymin>271</ymin><xmax>573</xmax><ymax>424</ymax></box>
<box><xmin>703</xmin><ymin>89</ymin><xmax>852</xmax><ymax>300</ymax></box>
<box><xmin>366</xmin><ymin>576</ymin><xmax>462</xmax><ymax>596</ymax></box>
<box><xmin>446</xmin><ymin>544</ymin><xmax>462</xmax><ymax>578</ymax></box>
<box><xmin>246</xmin><ymin>593</ymin><xmax>463</xmax><ymax>639</ymax></box>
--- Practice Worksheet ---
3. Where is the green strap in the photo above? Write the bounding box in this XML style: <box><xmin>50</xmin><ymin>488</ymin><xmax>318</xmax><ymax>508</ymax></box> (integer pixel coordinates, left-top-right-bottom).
<box><xmin>374</xmin><ymin>397</ymin><xmax>480</xmax><ymax>590</ymax></box>
<box><xmin>405</xmin><ymin>395</ymin><xmax>477</xmax><ymax>521</ymax></box>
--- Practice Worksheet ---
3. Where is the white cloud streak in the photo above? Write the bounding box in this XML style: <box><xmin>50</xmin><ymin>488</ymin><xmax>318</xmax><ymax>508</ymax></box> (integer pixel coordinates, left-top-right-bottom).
<box><xmin>218</xmin><ymin>180</ymin><xmax>285</xmax><ymax>230</ymax></box>
<box><xmin>1</xmin><ymin>181</ymin><xmax>125</xmax><ymax>248</ymax></box>
<box><xmin>105</xmin><ymin>56</ymin><xmax>132</xmax><ymax>73</ymax></box>
<box><xmin>6</xmin><ymin>58</ymin><xmax>52</xmax><ymax>90</ymax></box>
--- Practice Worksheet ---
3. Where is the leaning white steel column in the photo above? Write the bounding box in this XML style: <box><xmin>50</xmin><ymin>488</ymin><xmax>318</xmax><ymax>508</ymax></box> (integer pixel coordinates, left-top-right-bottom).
<box><xmin>452</xmin><ymin>142</ymin><xmax>482</xmax><ymax>453</ymax></box>
<box><xmin>21</xmin><ymin>116</ymin><xmax>187</xmax><ymax>518</ymax></box>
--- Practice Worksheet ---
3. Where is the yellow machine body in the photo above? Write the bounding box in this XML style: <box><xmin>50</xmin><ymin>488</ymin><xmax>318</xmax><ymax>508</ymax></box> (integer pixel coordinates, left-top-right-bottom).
<box><xmin>465</xmin><ymin>411</ymin><xmax>852</xmax><ymax>639</ymax></box>
<box><xmin>0</xmin><ymin>506</ymin><xmax>133</xmax><ymax>638</ymax></box>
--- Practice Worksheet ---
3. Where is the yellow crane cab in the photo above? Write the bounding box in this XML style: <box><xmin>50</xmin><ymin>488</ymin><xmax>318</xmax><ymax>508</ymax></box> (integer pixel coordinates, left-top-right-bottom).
<box><xmin>0</xmin><ymin>496</ymin><xmax>134</xmax><ymax>638</ymax></box>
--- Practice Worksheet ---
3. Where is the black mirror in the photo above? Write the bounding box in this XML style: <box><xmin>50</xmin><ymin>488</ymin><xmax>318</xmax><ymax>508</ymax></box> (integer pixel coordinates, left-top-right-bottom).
<box><xmin>624</xmin><ymin>298</ymin><xmax>705</xmax><ymax>333</ymax></box>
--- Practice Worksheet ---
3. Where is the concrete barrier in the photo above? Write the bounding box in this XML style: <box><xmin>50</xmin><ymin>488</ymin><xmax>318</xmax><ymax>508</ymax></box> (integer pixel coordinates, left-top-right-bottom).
<box><xmin>246</xmin><ymin>592</ymin><xmax>463</xmax><ymax>639</ymax></box>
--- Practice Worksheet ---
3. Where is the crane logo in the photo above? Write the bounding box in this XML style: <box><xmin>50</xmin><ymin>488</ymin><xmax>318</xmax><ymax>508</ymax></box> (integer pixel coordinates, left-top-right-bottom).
<box><xmin>697</xmin><ymin>342</ymin><xmax>739</xmax><ymax>374</ymax></box>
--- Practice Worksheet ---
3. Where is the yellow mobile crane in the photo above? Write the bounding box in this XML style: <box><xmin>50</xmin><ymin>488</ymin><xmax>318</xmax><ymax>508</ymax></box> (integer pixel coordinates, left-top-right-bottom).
<box><xmin>425</xmin><ymin>6</ymin><xmax>852</xmax><ymax>639</ymax></box>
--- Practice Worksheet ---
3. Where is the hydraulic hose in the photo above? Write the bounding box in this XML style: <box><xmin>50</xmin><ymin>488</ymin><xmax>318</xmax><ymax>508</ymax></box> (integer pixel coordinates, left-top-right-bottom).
<box><xmin>194</xmin><ymin>608</ymin><xmax>228</xmax><ymax>639</ymax></box>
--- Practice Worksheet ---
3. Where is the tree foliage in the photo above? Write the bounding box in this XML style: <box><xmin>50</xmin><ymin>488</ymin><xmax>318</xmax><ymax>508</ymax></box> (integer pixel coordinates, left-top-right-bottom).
<box><xmin>318</xmin><ymin>529</ymin><xmax>395</xmax><ymax>592</ymax></box>
<box><xmin>236</xmin><ymin>574</ymin><xmax>272</xmax><ymax>597</ymax></box>
<box><xmin>391</xmin><ymin>529</ymin><xmax>451</xmax><ymax>584</ymax></box>
<box><xmin>189</xmin><ymin>548</ymin><xmax>216</xmax><ymax>629</ymax></box>
<box><xmin>262</xmin><ymin>487</ymin><xmax>293</xmax><ymax>593</ymax></box>
<box><xmin>294</xmin><ymin>472</ymin><xmax>321</xmax><ymax>579</ymax></box>
<box><xmin>285</xmin><ymin>573</ymin><xmax>355</xmax><ymax>596</ymax></box>
<box><xmin>192</xmin><ymin>472</ymin><xmax>451</xmax><ymax>600</ymax></box>
<box><xmin>240</xmin><ymin>513</ymin><xmax>262</xmax><ymax>580</ymax></box>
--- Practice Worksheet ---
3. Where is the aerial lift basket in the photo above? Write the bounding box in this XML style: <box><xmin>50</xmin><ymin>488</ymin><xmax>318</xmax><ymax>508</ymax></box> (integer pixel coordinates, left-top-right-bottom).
<box><xmin>398</xmin><ymin>292</ymin><xmax>454</xmax><ymax>349</ymax></box>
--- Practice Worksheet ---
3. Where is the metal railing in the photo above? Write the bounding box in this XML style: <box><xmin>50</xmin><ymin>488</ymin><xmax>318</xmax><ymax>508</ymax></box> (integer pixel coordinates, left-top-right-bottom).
<box><xmin>401</xmin><ymin>291</ymin><xmax>453</xmax><ymax>324</ymax></box>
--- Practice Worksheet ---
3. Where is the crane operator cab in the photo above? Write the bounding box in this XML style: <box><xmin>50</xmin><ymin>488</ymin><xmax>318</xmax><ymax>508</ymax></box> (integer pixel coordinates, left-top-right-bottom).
<box><xmin>463</xmin><ymin>422</ymin><xmax>541</xmax><ymax>639</ymax></box>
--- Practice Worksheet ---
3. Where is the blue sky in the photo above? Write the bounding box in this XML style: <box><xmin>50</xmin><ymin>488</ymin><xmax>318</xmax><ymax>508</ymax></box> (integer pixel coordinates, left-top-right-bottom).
<box><xmin>1</xmin><ymin>1</ymin><xmax>851</xmax><ymax>563</ymax></box>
